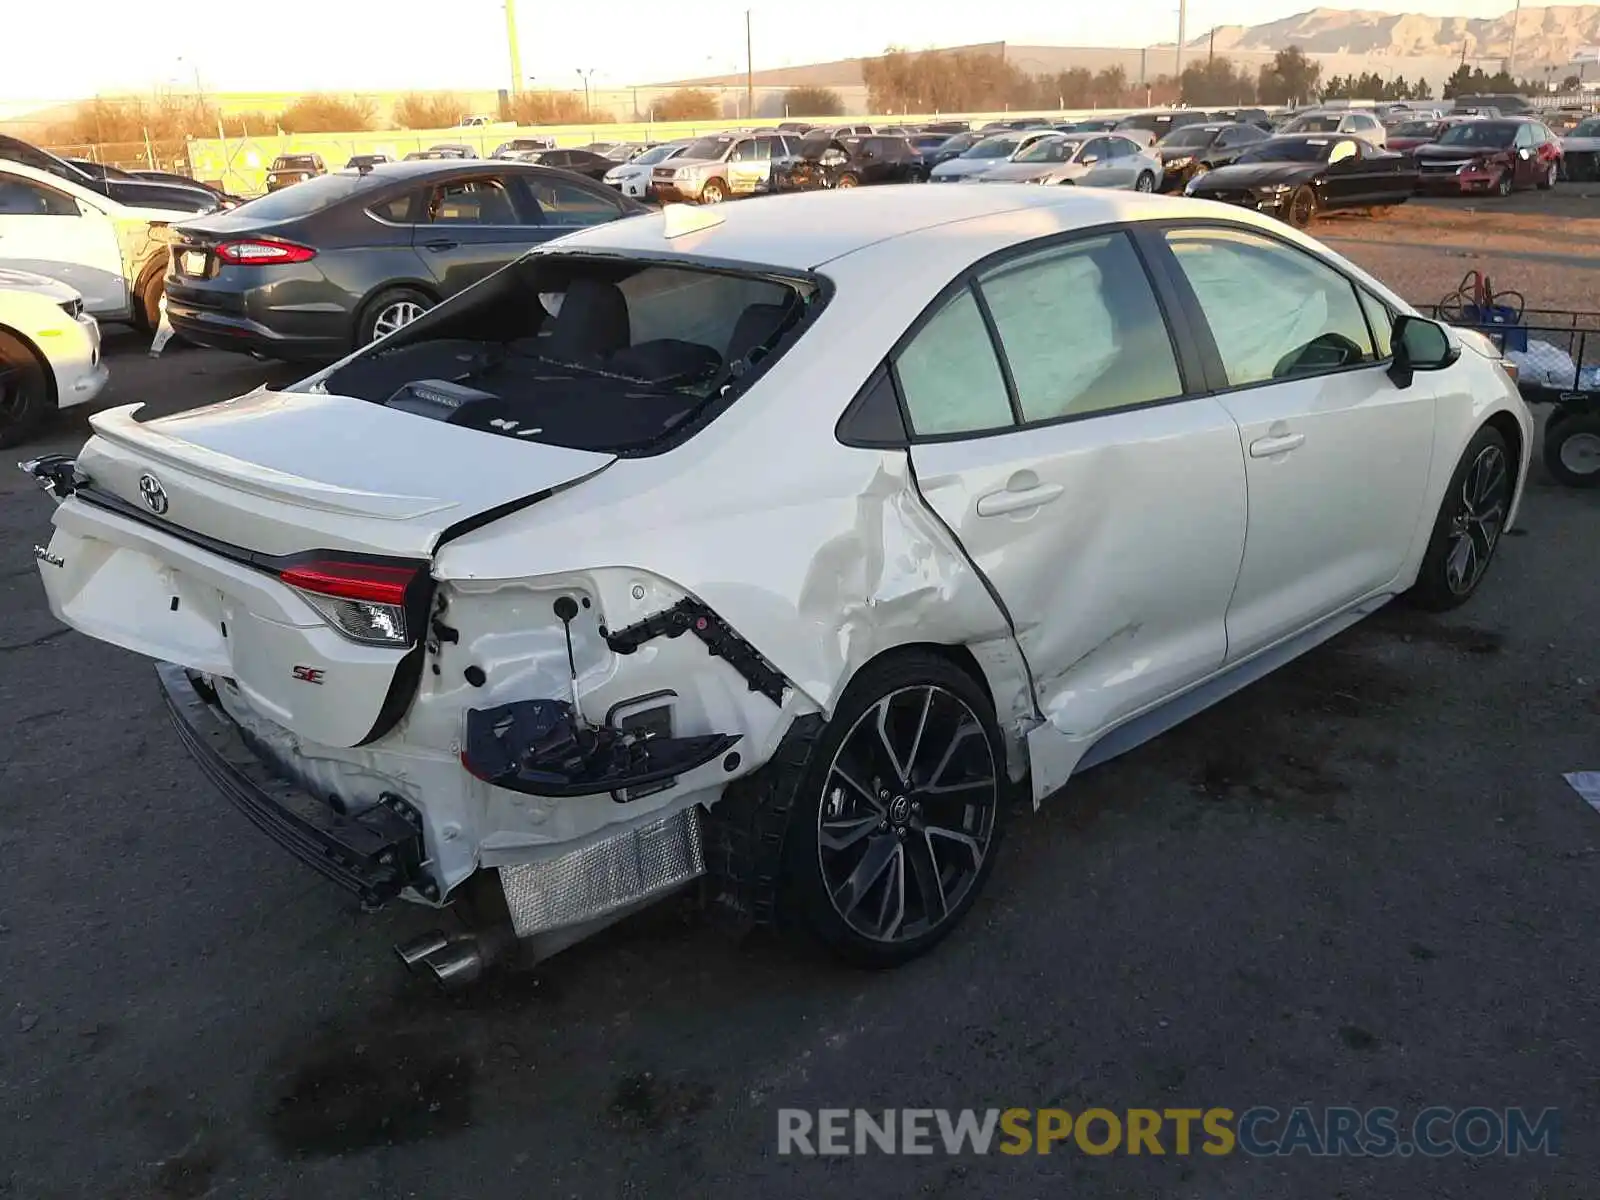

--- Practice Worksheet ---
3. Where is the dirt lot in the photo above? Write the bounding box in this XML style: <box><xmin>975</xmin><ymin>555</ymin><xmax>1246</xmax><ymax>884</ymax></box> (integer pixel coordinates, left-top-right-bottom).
<box><xmin>2</xmin><ymin>198</ymin><xmax>1599</xmax><ymax>1199</ymax></box>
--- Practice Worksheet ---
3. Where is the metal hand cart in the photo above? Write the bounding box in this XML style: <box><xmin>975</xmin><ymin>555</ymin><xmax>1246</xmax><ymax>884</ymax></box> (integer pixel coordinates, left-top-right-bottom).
<box><xmin>1424</xmin><ymin>271</ymin><xmax>1600</xmax><ymax>488</ymax></box>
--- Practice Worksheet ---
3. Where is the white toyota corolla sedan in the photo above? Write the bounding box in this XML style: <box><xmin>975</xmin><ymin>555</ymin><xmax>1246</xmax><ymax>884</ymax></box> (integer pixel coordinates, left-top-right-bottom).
<box><xmin>24</xmin><ymin>187</ymin><xmax>1531</xmax><ymax>986</ymax></box>
<box><xmin>0</xmin><ymin>268</ymin><xmax>107</xmax><ymax>447</ymax></box>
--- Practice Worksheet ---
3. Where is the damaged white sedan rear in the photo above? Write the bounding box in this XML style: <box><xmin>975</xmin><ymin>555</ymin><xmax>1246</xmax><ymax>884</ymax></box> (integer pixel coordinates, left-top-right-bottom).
<box><xmin>24</xmin><ymin>187</ymin><xmax>1531</xmax><ymax>985</ymax></box>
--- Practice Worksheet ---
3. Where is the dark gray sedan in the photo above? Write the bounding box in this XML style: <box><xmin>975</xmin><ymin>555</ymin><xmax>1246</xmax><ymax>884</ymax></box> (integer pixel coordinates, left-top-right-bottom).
<box><xmin>164</xmin><ymin>160</ymin><xmax>645</xmax><ymax>360</ymax></box>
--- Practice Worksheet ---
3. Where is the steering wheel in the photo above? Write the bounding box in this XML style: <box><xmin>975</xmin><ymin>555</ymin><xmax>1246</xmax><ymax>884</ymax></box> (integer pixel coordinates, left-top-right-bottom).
<box><xmin>1272</xmin><ymin>332</ymin><xmax>1366</xmax><ymax>378</ymax></box>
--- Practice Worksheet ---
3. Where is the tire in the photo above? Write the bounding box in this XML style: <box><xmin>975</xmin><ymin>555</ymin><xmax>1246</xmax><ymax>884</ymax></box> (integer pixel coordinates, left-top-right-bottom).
<box><xmin>1496</xmin><ymin>170</ymin><xmax>1514</xmax><ymax>197</ymax></box>
<box><xmin>700</xmin><ymin>178</ymin><xmax>728</xmax><ymax>204</ymax></box>
<box><xmin>0</xmin><ymin>330</ymin><xmax>52</xmax><ymax>450</ymax></box>
<box><xmin>1135</xmin><ymin>171</ymin><xmax>1156</xmax><ymax>193</ymax></box>
<box><xmin>834</xmin><ymin>173</ymin><xmax>859</xmax><ymax>189</ymax></box>
<box><xmin>1409</xmin><ymin>425</ymin><xmax>1514</xmax><ymax>611</ymax></box>
<box><xmin>1285</xmin><ymin>185</ymin><xmax>1318</xmax><ymax>229</ymax></box>
<box><xmin>777</xmin><ymin>651</ymin><xmax>1006</xmax><ymax>968</ymax></box>
<box><xmin>1538</xmin><ymin>162</ymin><xmax>1558</xmax><ymax>191</ymax></box>
<box><xmin>131</xmin><ymin>262</ymin><xmax>165</xmax><ymax>334</ymax></box>
<box><xmin>357</xmin><ymin>287</ymin><xmax>433</xmax><ymax>347</ymax></box>
<box><xmin>1543</xmin><ymin>411</ymin><xmax>1600</xmax><ymax>488</ymax></box>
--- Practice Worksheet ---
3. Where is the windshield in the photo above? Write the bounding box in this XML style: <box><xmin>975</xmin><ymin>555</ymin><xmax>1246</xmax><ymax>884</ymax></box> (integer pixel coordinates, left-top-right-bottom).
<box><xmin>1160</xmin><ymin>126</ymin><xmax>1219</xmax><ymax>148</ymax></box>
<box><xmin>962</xmin><ymin>136</ymin><xmax>1020</xmax><ymax>159</ymax></box>
<box><xmin>322</xmin><ymin>257</ymin><xmax>818</xmax><ymax>454</ymax></box>
<box><xmin>1391</xmin><ymin>121</ymin><xmax>1441</xmax><ymax>138</ymax></box>
<box><xmin>631</xmin><ymin>143</ymin><xmax>681</xmax><ymax>165</ymax></box>
<box><xmin>273</xmin><ymin>157</ymin><xmax>319</xmax><ymax>169</ymax></box>
<box><xmin>1014</xmin><ymin>137</ymin><xmax>1080</xmax><ymax>163</ymax></box>
<box><xmin>1236</xmin><ymin>137</ymin><xmax>1334</xmax><ymax>164</ymax></box>
<box><xmin>683</xmin><ymin>137</ymin><xmax>734</xmax><ymax>160</ymax></box>
<box><xmin>1290</xmin><ymin>116</ymin><xmax>1341</xmax><ymax>132</ymax></box>
<box><xmin>1574</xmin><ymin>118</ymin><xmax>1600</xmax><ymax>138</ymax></box>
<box><xmin>1437</xmin><ymin>122</ymin><xmax>1516</xmax><ymax>148</ymax></box>
<box><xmin>936</xmin><ymin>133</ymin><xmax>979</xmax><ymax>153</ymax></box>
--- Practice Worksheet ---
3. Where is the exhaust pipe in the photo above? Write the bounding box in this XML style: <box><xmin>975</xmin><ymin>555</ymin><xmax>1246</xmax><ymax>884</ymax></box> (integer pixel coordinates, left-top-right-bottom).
<box><xmin>394</xmin><ymin>929</ymin><xmax>452</xmax><ymax>969</ymax></box>
<box><xmin>394</xmin><ymin>928</ymin><xmax>513</xmax><ymax>991</ymax></box>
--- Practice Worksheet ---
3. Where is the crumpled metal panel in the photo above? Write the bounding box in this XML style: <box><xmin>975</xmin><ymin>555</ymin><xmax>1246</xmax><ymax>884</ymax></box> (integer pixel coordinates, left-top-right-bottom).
<box><xmin>497</xmin><ymin>806</ymin><xmax>705</xmax><ymax>937</ymax></box>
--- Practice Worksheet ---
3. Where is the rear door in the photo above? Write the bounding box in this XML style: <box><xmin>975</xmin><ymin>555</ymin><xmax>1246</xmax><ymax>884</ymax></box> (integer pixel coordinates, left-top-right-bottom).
<box><xmin>413</xmin><ymin>171</ymin><xmax>544</xmax><ymax>297</ymax></box>
<box><xmin>902</xmin><ymin>230</ymin><xmax>1247</xmax><ymax>748</ymax></box>
<box><xmin>0</xmin><ymin>174</ymin><xmax>128</xmax><ymax>315</ymax></box>
<box><xmin>1154</xmin><ymin>224</ymin><xmax>1436</xmax><ymax>662</ymax></box>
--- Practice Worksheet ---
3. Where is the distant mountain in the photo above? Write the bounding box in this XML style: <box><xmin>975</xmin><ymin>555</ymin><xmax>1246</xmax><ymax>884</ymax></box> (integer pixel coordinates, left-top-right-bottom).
<box><xmin>1198</xmin><ymin>4</ymin><xmax>1600</xmax><ymax>65</ymax></box>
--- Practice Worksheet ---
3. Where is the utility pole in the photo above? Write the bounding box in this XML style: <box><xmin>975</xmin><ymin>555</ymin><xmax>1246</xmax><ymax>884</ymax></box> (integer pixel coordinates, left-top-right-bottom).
<box><xmin>504</xmin><ymin>0</ymin><xmax>524</xmax><ymax>97</ymax></box>
<box><xmin>1208</xmin><ymin>26</ymin><xmax>1216</xmax><ymax>65</ymax></box>
<box><xmin>577</xmin><ymin>68</ymin><xmax>595</xmax><ymax>118</ymax></box>
<box><xmin>1175</xmin><ymin>0</ymin><xmax>1188</xmax><ymax>81</ymax></box>
<box><xmin>745</xmin><ymin>10</ymin><xmax>755</xmax><ymax>123</ymax></box>
<box><xmin>1507</xmin><ymin>0</ymin><xmax>1522</xmax><ymax>79</ymax></box>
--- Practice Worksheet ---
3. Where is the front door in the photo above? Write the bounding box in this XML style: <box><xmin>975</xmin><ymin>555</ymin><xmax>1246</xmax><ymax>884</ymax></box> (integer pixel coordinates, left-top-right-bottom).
<box><xmin>0</xmin><ymin>176</ymin><xmax>127</xmax><ymax>316</ymax></box>
<box><xmin>1156</xmin><ymin>224</ymin><xmax>1436</xmax><ymax>662</ymax></box>
<box><xmin>901</xmin><ymin>230</ymin><xmax>1248</xmax><ymax>753</ymax></box>
<box><xmin>412</xmin><ymin>174</ymin><xmax>543</xmax><ymax>298</ymax></box>
<box><xmin>726</xmin><ymin>137</ymin><xmax>775</xmax><ymax>194</ymax></box>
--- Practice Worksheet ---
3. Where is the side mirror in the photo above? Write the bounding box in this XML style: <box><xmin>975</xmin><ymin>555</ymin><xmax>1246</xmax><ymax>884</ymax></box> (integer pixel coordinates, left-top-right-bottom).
<box><xmin>1388</xmin><ymin>315</ymin><xmax>1459</xmax><ymax>389</ymax></box>
<box><xmin>1080</xmin><ymin>154</ymin><xmax>1099</xmax><ymax>165</ymax></box>
<box><xmin>1518</xmin><ymin>148</ymin><xmax>1531</xmax><ymax>160</ymax></box>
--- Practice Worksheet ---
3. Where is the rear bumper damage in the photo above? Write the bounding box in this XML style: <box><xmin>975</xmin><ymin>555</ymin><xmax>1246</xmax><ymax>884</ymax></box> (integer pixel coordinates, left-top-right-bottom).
<box><xmin>156</xmin><ymin>662</ymin><xmax>429</xmax><ymax>906</ymax></box>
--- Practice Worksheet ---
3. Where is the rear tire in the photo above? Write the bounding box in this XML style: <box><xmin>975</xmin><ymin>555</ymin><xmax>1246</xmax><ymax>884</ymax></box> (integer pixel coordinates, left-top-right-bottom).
<box><xmin>1285</xmin><ymin>185</ymin><xmax>1318</xmax><ymax>229</ymax></box>
<box><xmin>132</xmin><ymin>263</ymin><xmax>166</xmax><ymax>334</ymax></box>
<box><xmin>834</xmin><ymin>173</ymin><xmax>859</xmax><ymax>189</ymax></box>
<box><xmin>1543</xmin><ymin>412</ymin><xmax>1600</xmax><ymax>488</ymax></box>
<box><xmin>0</xmin><ymin>331</ymin><xmax>52</xmax><ymax>450</ymax></box>
<box><xmin>777</xmin><ymin>651</ymin><xmax>1006</xmax><ymax>968</ymax></box>
<box><xmin>357</xmin><ymin>287</ymin><xmax>433</xmax><ymax>347</ymax></box>
<box><xmin>1409</xmin><ymin>425</ymin><xmax>1514</xmax><ymax>611</ymax></box>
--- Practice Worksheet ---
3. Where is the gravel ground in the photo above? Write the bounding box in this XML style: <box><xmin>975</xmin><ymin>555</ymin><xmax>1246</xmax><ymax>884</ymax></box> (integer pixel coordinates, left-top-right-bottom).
<box><xmin>2</xmin><ymin>210</ymin><xmax>1598</xmax><ymax>1199</ymax></box>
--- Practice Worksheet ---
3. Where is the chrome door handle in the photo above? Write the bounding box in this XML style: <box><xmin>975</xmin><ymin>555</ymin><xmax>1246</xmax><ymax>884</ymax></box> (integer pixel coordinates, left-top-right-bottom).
<box><xmin>976</xmin><ymin>483</ymin><xmax>1064</xmax><ymax>517</ymax></box>
<box><xmin>1249</xmin><ymin>432</ymin><xmax>1306</xmax><ymax>458</ymax></box>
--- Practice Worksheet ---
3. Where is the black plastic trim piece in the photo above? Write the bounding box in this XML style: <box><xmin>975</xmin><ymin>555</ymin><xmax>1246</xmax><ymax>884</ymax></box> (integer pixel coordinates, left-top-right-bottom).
<box><xmin>601</xmin><ymin>598</ymin><xmax>789</xmax><ymax>705</ymax></box>
<box><xmin>157</xmin><ymin>662</ymin><xmax>425</xmax><ymax>907</ymax></box>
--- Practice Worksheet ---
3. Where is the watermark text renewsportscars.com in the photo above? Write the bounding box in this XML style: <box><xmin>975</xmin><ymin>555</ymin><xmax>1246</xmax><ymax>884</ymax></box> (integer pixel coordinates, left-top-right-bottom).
<box><xmin>777</xmin><ymin>1106</ymin><xmax>1561</xmax><ymax>1158</ymax></box>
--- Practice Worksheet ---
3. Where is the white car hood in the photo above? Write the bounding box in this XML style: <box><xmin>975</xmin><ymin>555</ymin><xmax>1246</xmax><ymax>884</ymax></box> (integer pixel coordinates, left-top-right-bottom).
<box><xmin>0</xmin><ymin>268</ymin><xmax>80</xmax><ymax>302</ymax></box>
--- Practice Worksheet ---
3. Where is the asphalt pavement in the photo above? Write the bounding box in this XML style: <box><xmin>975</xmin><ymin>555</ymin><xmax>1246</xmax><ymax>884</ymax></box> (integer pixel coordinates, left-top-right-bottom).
<box><xmin>1</xmin><ymin>330</ymin><xmax>1597</xmax><ymax>1199</ymax></box>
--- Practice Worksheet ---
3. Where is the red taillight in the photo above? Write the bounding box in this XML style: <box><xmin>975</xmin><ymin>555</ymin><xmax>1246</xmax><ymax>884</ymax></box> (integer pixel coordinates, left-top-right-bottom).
<box><xmin>279</xmin><ymin>561</ymin><xmax>416</xmax><ymax>605</ymax></box>
<box><xmin>215</xmin><ymin>238</ymin><xmax>317</xmax><ymax>265</ymax></box>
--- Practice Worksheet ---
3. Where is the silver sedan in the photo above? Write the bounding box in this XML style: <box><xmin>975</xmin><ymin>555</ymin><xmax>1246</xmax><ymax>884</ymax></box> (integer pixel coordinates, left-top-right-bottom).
<box><xmin>971</xmin><ymin>133</ymin><xmax>1165</xmax><ymax>191</ymax></box>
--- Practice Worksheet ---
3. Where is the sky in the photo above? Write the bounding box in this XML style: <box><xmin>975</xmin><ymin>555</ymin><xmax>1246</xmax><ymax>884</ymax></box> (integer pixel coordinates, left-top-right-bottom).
<box><xmin>3</xmin><ymin>0</ymin><xmax>1524</xmax><ymax>106</ymax></box>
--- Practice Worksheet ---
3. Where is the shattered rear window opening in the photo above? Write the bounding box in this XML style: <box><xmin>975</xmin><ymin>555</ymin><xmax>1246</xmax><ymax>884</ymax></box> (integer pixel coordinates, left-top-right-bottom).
<box><xmin>320</xmin><ymin>255</ymin><xmax>820</xmax><ymax>455</ymax></box>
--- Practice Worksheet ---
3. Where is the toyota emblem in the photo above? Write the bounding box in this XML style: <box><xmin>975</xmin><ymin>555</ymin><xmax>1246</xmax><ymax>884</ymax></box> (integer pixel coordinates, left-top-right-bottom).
<box><xmin>138</xmin><ymin>473</ymin><xmax>169</xmax><ymax>516</ymax></box>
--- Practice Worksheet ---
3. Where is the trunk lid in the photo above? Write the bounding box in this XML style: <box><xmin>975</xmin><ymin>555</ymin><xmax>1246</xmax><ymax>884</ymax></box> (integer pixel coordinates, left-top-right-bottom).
<box><xmin>35</xmin><ymin>390</ymin><xmax>614</xmax><ymax>747</ymax></box>
<box><xmin>77</xmin><ymin>389</ymin><xmax>614</xmax><ymax>558</ymax></box>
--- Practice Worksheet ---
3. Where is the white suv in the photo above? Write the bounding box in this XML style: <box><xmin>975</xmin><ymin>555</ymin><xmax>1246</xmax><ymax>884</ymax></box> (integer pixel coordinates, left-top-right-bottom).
<box><xmin>1284</xmin><ymin>110</ymin><xmax>1389</xmax><ymax>149</ymax></box>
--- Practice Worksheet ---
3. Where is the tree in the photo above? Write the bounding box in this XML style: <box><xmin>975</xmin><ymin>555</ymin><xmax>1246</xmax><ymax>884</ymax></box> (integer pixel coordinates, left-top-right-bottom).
<box><xmin>1180</xmin><ymin>57</ymin><xmax>1256</xmax><ymax>106</ymax></box>
<box><xmin>1258</xmin><ymin>46</ymin><xmax>1321</xmax><ymax>105</ymax></box>
<box><xmin>508</xmin><ymin>91</ymin><xmax>589</xmax><ymax>124</ymax></box>
<box><xmin>785</xmin><ymin>86</ymin><xmax>843</xmax><ymax>116</ymax></box>
<box><xmin>393</xmin><ymin>92</ymin><xmax>464</xmax><ymax>129</ymax></box>
<box><xmin>277</xmin><ymin>94</ymin><xmax>375</xmax><ymax>133</ymax></box>
<box><xmin>1564</xmin><ymin>74</ymin><xmax>1583</xmax><ymax>91</ymax></box>
<box><xmin>655</xmin><ymin>88</ymin><xmax>720</xmax><ymax>120</ymax></box>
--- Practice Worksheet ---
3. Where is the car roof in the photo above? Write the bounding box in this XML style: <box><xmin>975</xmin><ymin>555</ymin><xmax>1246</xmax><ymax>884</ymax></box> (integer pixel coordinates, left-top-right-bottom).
<box><xmin>543</xmin><ymin>186</ymin><xmax>1223</xmax><ymax>272</ymax></box>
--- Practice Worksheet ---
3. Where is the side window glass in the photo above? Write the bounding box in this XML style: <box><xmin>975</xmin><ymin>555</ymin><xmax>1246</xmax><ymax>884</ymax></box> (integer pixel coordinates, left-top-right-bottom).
<box><xmin>369</xmin><ymin>191</ymin><xmax>418</xmax><ymax>223</ymax></box>
<box><xmin>526</xmin><ymin>179</ymin><xmax>620</xmax><ymax>227</ymax></box>
<box><xmin>729</xmin><ymin>140</ymin><xmax>755</xmax><ymax>163</ymax></box>
<box><xmin>0</xmin><ymin>178</ymin><xmax>77</xmax><ymax>216</ymax></box>
<box><xmin>1165</xmin><ymin>227</ymin><xmax>1377</xmax><ymax>387</ymax></box>
<box><xmin>753</xmin><ymin>137</ymin><xmax>776</xmax><ymax>160</ymax></box>
<box><xmin>895</xmin><ymin>288</ymin><xmax>1014</xmax><ymax>437</ymax></box>
<box><xmin>1358</xmin><ymin>289</ymin><xmax>1395</xmax><ymax>359</ymax></box>
<box><xmin>1081</xmin><ymin>138</ymin><xmax>1108</xmax><ymax>161</ymax></box>
<box><xmin>426</xmin><ymin>179</ymin><xmax>517</xmax><ymax>224</ymax></box>
<box><xmin>979</xmin><ymin>233</ymin><xmax>1183</xmax><ymax>423</ymax></box>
